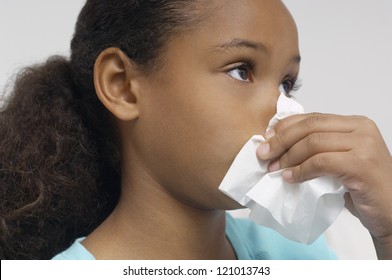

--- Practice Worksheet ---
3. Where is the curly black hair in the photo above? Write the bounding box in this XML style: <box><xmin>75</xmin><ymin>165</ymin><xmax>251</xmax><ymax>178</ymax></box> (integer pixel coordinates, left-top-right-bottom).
<box><xmin>0</xmin><ymin>0</ymin><xmax>205</xmax><ymax>259</ymax></box>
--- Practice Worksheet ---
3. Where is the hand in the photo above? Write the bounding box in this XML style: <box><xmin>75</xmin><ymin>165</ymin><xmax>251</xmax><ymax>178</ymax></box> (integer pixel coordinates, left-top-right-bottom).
<box><xmin>256</xmin><ymin>113</ymin><xmax>392</xmax><ymax>259</ymax></box>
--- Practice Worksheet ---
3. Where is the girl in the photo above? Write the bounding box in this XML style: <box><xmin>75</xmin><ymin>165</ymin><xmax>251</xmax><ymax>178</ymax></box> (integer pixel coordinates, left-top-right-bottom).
<box><xmin>1</xmin><ymin>0</ymin><xmax>391</xmax><ymax>260</ymax></box>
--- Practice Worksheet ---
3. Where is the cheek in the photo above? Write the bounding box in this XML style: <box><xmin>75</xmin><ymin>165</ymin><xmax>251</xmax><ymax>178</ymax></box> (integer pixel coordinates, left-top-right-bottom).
<box><xmin>135</xmin><ymin>76</ymin><xmax>275</xmax><ymax>208</ymax></box>
<box><xmin>149</xmin><ymin>84</ymin><xmax>250</xmax><ymax>166</ymax></box>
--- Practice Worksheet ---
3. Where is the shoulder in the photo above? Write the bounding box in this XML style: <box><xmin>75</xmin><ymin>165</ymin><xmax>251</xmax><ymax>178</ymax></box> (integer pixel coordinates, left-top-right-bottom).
<box><xmin>52</xmin><ymin>237</ymin><xmax>95</xmax><ymax>260</ymax></box>
<box><xmin>225</xmin><ymin>213</ymin><xmax>337</xmax><ymax>260</ymax></box>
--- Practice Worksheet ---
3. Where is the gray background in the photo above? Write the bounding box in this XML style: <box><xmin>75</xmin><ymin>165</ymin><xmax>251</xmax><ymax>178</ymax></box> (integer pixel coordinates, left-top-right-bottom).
<box><xmin>1</xmin><ymin>0</ymin><xmax>391</xmax><ymax>259</ymax></box>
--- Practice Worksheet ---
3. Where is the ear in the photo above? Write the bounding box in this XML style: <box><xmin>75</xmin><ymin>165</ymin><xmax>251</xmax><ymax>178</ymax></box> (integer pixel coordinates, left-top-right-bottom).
<box><xmin>94</xmin><ymin>47</ymin><xmax>140</xmax><ymax>121</ymax></box>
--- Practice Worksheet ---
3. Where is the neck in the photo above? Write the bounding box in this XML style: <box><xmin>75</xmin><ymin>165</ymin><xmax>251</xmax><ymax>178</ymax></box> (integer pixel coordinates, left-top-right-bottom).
<box><xmin>83</xmin><ymin>159</ymin><xmax>235</xmax><ymax>260</ymax></box>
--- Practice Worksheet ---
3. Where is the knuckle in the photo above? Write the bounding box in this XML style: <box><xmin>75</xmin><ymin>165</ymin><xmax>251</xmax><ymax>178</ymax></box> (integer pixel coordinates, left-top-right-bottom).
<box><xmin>306</xmin><ymin>133</ymin><xmax>322</xmax><ymax>149</ymax></box>
<box><xmin>275</xmin><ymin>132</ymin><xmax>287</xmax><ymax>148</ymax></box>
<box><xmin>313</xmin><ymin>154</ymin><xmax>327</xmax><ymax>170</ymax></box>
<box><xmin>360</xmin><ymin>116</ymin><xmax>377</xmax><ymax>130</ymax></box>
<box><xmin>362</xmin><ymin>134</ymin><xmax>377</xmax><ymax>148</ymax></box>
<box><xmin>296</xmin><ymin>165</ymin><xmax>305</xmax><ymax>182</ymax></box>
<box><xmin>356</xmin><ymin>149</ymin><xmax>374</xmax><ymax>163</ymax></box>
<box><xmin>304</xmin><ymin>113</ymin><xmax>321</xmax><ymax>130</ymax></box>
<box><xmin>273</xmin><ymin>120</ymin><xmax>284</xmax><ymax>131</ymax></box>
<box><xmin>280</xmin><ymin>153</ymin><xmax>289</xmax><ymax>167</ymax></box>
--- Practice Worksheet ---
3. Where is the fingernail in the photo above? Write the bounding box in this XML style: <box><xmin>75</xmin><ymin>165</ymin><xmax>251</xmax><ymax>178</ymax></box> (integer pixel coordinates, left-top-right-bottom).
<box><xmin>258</xmin><ymin>143</ymin><xmax>270</xmax><ymax>156</ymax></box>
<box><xmin>282</xmin><ymin>170</ymin><xmax>294</xmax><ymax>183</ymax></box>
<box><xmin>269</xmin><ymin>160</ymin><xmax>280</xmax><ymax>172</ymax></box>
<box><xmin>265</xmin><ymin>129</ymin><xmax>275</xmax><ymax>140</ymax></box>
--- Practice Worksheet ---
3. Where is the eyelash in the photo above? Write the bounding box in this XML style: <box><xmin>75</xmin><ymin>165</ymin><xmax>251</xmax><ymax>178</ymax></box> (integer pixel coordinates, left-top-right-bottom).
<box><xmin>281</xmin><ymin>78</ymin><xmax>302</xmax><ymax>97</ymax></box>
<box><xmin>225</xmin><ymin>62</ymin><xmax>302</xmax><ymax>97</ymax></box>
<box><xmin>226</xmin><ymin>62</ymin><xmax>254</xmax><ymax>83</ymax></box>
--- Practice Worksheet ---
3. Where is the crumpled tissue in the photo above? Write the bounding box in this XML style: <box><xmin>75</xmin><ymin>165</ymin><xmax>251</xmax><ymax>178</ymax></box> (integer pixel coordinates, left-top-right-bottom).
<box><xmin>219</xmin><ymin>93</ymin><xmax>348</xmax><ymax>244</ymax></box>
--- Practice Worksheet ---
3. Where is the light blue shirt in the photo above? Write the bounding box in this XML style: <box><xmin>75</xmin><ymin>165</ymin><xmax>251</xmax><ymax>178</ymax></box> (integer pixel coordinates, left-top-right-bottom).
<box><xmin>52</xmin><ymin>213</ymin><xmax>336</xmax><ymax>260</ymax></box>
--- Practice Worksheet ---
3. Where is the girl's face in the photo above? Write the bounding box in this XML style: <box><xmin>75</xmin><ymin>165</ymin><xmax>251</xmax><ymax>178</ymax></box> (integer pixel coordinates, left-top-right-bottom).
<box><xmin>128</xmin><ymin>0</ymin><xmax>300</xmax><ymax>209</ymax></box>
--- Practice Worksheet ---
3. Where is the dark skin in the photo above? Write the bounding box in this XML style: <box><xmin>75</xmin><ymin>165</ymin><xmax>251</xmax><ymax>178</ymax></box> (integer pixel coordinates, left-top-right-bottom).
<box><xmin>82</xmin><ymin>0</ymin><xmax>392</xmax><ymax>259</ymax></box>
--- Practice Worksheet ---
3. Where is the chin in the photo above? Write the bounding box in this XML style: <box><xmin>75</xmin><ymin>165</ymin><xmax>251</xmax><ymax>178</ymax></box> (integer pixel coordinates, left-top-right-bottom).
<box><xmin>203</xmin><ymin>191</ymin><xmax>245</xmax><ymax>211</ymax></box>
<box><xmin>218</xmin><ymin>194</ymin><xmax>245</xmax><ymax>210</ymax></box>
<box><xmin>180</xmin><ymin>190</ymin><xmax>244</xmax><ymax>211</ymax></box>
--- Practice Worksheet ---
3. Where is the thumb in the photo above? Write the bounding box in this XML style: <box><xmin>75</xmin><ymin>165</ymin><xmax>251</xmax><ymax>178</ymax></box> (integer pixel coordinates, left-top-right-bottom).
<box><xmin>344</xmin><ymin>192</ymin><xmax>359</xmax><ymax>218</ymax></box>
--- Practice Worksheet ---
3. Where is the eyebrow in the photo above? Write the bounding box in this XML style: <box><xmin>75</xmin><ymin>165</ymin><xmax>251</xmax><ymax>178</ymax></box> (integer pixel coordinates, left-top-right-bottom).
<box><xmin>211</xmin><ymin>38</ymin><xmax>302</xmax><ymax>64</ymax></box>
<box><xmin>212</xmin><ymin>38</ymin><xmax>268</xmax><ymax>54</ymax></box>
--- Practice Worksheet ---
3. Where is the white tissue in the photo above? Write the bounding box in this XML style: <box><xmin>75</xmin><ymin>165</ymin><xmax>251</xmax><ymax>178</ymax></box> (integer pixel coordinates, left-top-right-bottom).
<box><xmin>219</xmin><ymin>94</ymin><xmax>347</xmax><ymax>244</ymax></box>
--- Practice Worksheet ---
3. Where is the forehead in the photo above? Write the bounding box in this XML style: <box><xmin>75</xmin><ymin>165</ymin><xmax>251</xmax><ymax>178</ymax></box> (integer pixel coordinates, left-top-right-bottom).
<box><xmin>151</xmin><ymin>0</ymin><xmax>300</xmax><ymax>76</ymax></box>
<box><xmin>199</xmin><ymin>0</ymin><xmax>298</xmax><ymax>50</ymax></box>
<box><xmin>176</xmin><ymin>0</ymin><xmax>299</xmax><ymax>60</ymax></box>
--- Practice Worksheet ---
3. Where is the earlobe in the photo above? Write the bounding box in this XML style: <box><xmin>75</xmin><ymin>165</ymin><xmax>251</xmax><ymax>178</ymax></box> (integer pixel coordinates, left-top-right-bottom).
<box><xmin>94</xmin><ymin>47</ymin><xmax>140</xmax><ymax>121</ymax></box>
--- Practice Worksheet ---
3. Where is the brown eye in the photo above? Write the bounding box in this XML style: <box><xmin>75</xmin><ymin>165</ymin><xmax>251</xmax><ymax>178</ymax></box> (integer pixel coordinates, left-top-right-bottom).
<box><xmin>281</xmin><ymin>81</ymin><xmax>293</xmax><ymax>94</ymax></box>
<box><xmin>280</xmin><ymin>79</ymin><xmax>302</xmax><ymax>98</ymax></box>
<box><xmin>226</xmin><ymin>63</ymin><xmax>252</xmax><ymax>82</ymax></box>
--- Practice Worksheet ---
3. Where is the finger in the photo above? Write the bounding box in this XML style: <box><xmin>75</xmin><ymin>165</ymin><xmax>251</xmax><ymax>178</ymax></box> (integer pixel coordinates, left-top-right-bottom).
<box><xmin>270</xmin><ymin>113</ymin><xmax>368</xmax><ymax>136</ymax></box>
<box><xmin>281</xmin><ymin>152</ymin><xmax>350</xmax><ymax>183</ymax></box>
<box><xmin>268</xmin><ymin>132</ymin><xmax>352</xmax><ymax>171</ymax></box>
<box><xmin>258</xmin><ymin>113</ymin><xmax>359</xmax><ymax>160</ymax></box>
<box><xmin>264</xmin><ymin>113</ymin><xmax>307</xmax><ymax>139</ymax></box>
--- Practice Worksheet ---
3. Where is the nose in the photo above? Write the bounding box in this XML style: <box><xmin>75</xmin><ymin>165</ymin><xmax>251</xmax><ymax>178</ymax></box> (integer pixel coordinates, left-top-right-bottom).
<box><xmin>256</xmin><ymin>87</ymin><xmax>281</xmax><ymax>134</ymax></box>
<box><xmin>266</xmin><ymin>91</ymin><xmax>304</xmax><ymax>131</ymax></box>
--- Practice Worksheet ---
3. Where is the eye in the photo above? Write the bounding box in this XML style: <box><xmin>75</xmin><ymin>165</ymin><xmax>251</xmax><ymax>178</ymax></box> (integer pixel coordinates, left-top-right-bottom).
<box><xmin>226</xmin><ymin>63</ymin><xmax>253</xmax><ymax>83</ymax></box>
<box><xmin>280</xmin><ymin>78</ymin><xmax>302</xmax><ymax>97</ymax></box>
